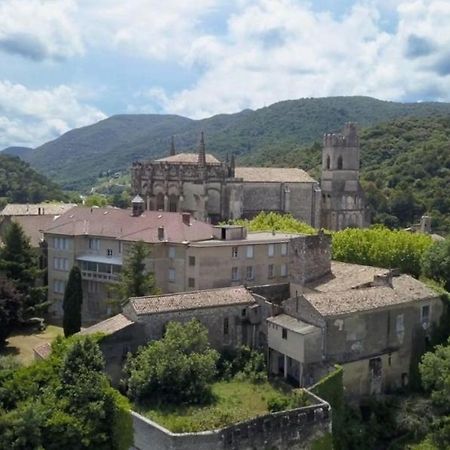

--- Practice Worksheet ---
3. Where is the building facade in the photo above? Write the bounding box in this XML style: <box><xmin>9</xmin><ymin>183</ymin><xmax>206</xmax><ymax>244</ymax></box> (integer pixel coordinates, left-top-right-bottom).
<box><xmin>131</xmin><ymin>124</ymin><xmax>367</xmax><ymax>230</ymax></box>
<box><xmin>43</xmin><ymin>206</ymin><xmax>330</xmax><ymax>323</ymax></box>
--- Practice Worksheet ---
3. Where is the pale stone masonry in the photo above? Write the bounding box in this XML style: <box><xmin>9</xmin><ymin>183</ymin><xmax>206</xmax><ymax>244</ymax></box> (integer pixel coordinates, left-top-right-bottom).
<box><xmin>131</xmin><ymin>123</ymin><xmax>368</xmax><ymax>230</ymax></box>
<box><xmin>43</xmin><ymin>206</ymin><xmax>329</xmax><ymax>323</ymax></box>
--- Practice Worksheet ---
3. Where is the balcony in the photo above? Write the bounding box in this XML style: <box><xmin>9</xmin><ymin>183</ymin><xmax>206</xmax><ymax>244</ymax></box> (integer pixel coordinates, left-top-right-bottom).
<box><xmin>81</xmin><ymin>270</ymin><xmax>119</xmax><ymax>282</ymax></box>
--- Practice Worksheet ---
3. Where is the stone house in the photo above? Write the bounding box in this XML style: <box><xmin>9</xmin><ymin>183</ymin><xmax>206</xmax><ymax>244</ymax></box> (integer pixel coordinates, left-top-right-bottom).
<box><xmin>122</xmin><ymin>286</ymin><xmax>267</xmax><ymax>350</ymax></box>
<box><xmin>267</xmin><ymin>262</ymin><xmax>443</xmax><ymax>398</ymax></box>
<box><xmin>132</xmin><ymin>124</ymin><xmax>367</xmax><ymax>230</ymax></box>
<box><xmin>43</xmin><ymin>205</ymin><xmax>330</xmax><ymax>324</ymax></box>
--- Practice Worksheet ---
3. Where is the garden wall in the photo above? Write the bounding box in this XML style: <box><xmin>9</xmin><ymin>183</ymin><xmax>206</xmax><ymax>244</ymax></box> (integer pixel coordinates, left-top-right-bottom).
<box><xmin>130</xmin><ymin>390</ymin><xmax>331</xmax><ymax>450</ymax></box>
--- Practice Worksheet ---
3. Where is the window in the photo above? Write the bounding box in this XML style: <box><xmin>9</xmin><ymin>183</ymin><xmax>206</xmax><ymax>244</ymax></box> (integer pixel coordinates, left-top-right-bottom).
<box><xmin>223</xmin><ymin>317</ymin><xmax>229</xmax><ymax>335</ymax></box>
<box><xmin>54</xmin><ymin>237</ymin><xmax>69</xmax><ymax>250</ymax></box>
<box><xmin>88</xmin><ymin>238</ymin><xmax>100</xmax><ymax>251</ymax></box>
<box><xmin>280</xmin><ymin>263</ymin><xmax>288</xmax><ymax>277</ymax></box>
<box><xmin>168</xmin><ymin>268</ymin><xmax>176</xmax><ymax>282</ymax></box>
<box><xmin>268</xmin><ymin>264</ymin><xmax>274</xmax><ymax>279</ymax></box>
<box><xmin>232</xmin><ymin>247</ymin><xmax>238</xmax><ymax>258</ymax></box>
<box><xmin>53</xmin><ymin>279</ymin><xmax>65</xmax><ymax>294</ymax></box>
<box><xmin>268</xmin><ymin>244</ymin><xmax>274</xmax><ymax>257</ymax></box>
<box><xmin>396</xmin><ymin>314</ymin><xmax>405</xmax><ymax>334</ymax></box>
<box><xmin>337</xmin><ymin>155</ymin><xmax>343</xmax><ymax>170</ymax></box>
<box><xmin>421</xmin><ymin>305</ymin><xmax>431</xmax><ymax>326</ymax></box>
<box><xmin>246</xmin><ymin>266</ymin><xmax>254</xmax><ymax>281</ymax></box>
<box><xmin>246</xmin><ymin>245</ymin><xmax>254</xmax><ymax>258</ymax></box>
<box><xmin>231</xmin><ymin>267</ymin><xmax>240</xmax><ymax>281</ymax></box>
<box><xmin>189</xmin><ymin>256</ymin><xmax>196</xmax><ymax>266</ymax></box>
<box><xmin>188</xmin><ymin>277</ymin><xmax>195</xmax><ymax>288</ymax></box>
<box><xmin>168</xmin><ymin>247</ymin><xmax>176</xmax><ymax>259</ymax></box>
<box><xmin>88</xmin><ymin>280</ymin><xmax>98</xmax><ymax>293</ymax></box>
<box><xmin>107</xmin><ymin>249</ymin><xmax>113</xmax><ymax>257</ymax></box>
<box><xmin>53</xmin><ymin>257</ymin><xmax>68</xmax><ymax>271</ymax></box>
<box><xmin>118</xmin><ymin>241</ymin><xmax>122</xmax><ymax>254</ymax></box>
<box><xmin>326</xmin><ymin>154</ymin><xmax>330</xmax><ymax>169</ymax></box>
<box><xmin>282</xmin><ymin>328</ymin><xmax>288</xmax><ymax>340</ymax></box>
<box><xmin>241</xmin><ymin>308</ymin><xmax>246</xmax><ymax>317</ymax></box>
<box><xmin>280</xmin><ymin>243</ymin><xmax>288</xmax><ymax>256</ymax></box>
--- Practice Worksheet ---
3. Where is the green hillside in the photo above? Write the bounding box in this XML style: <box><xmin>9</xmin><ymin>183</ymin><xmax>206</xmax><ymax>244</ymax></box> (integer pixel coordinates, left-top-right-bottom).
<box><xmin>0</xmin><ymin>154</ymin><xmax>66</xmax><ymax>207</ymax></box>
<box><xmin>247</xmin><ymin>116</ymin><xmax>450</xmax><ymax>233</ymax></box>
<box><xmin>25</xmin><ymin>96</ymin><xmax>450</xmax><ymax>190</ymax></box>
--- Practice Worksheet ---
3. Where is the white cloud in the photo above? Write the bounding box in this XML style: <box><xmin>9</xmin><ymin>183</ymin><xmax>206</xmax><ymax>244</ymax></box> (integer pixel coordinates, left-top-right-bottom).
<box><xmin>140</xmin><ymin>0</ymin><xmax>450</xmax><ymax>117</ymax></box>
<box><xmin>0</xmin><ymin>81</ymin><xmax>106</xmax><ymax>148</ymax></box>
<box><xmin>0</xmin><ymin>0</ymin><xmax>83</xmax><ymax>61</ymax></box>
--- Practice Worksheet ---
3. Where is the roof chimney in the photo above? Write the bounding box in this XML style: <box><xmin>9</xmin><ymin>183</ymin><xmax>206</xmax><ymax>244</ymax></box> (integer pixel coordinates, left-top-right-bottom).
<box><xmin>198</xmin><ymin>131</ymin><xmax>206</xmax><ymax>166</ymax></box>
<box><xmin>230</xmin><ymin>153</ymin><xmax>236</xmax><ymax>177</ymax></box>
<box><xmin>170</xmin><ymin>135</ymin><xmax>176</xmax><ymax>156</ymax></box>
<box><xmin>182</xmin><ymin>212</ymin><xmax>191</xmax><ymax>226</ymax></box>
<box><xmin>158</xmin><ymin>226</ymin><xmax>165</xmax><ymax>241</ymax></box>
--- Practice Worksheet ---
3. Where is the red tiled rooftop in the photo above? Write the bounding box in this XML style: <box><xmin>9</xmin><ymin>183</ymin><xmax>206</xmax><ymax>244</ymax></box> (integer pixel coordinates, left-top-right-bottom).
<box><xmin>42</xmin><ymin>206</ymin><xmax>215</xmax><ymax>243</ymax></box>
<box><xmin>78</xmin><ymin>313</ymin><xmax>135</xmax><ymax>335</ymax></box>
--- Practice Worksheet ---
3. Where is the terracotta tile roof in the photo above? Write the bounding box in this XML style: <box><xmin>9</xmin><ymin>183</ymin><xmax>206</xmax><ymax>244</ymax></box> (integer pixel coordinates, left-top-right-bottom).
<box><xmin>78</xmin><ymin>313</ymin><xmax>135</xmax><ymax>335</ymax></box>
<box><xmin>11</xmin><ymin>215</ymin><xmax>57</xmax><ymax>247</ymax></box>
<box><xmin>42</xmin><ymin>206</ymin><xmax>215</xmax><ymax>243</ymax></box>
<box><xmin>303</xmin><ymin>275</ymin><xmax>438</xmax><ymax>317</ymax></box>
<box><xmin>0</xmin><ymin>203</ymin><xmax>76</xmax><ymax>216</ymax></box>
<box><xmin>33</xmin><ymin>342</ymin><xmax>52</xmax><ymax>359</ymax></box>
<box><xmin>129</xmin><ymin>286</ymin><xmax>255</xmax><ymax>315</ymax></box>
<box><xmin>156</xmin><ymin>153</ymin><xmax>220</xmax><ymax>164</ymax></box>
<box><xmin>235</xmin><ymin>167</ymin><xmax>317</xmax><ymax>183</ymax></box>
<box><xmin>305</xmin><ymin>262</ymin><xmax>391</xmax><ymax>293</ymax></box>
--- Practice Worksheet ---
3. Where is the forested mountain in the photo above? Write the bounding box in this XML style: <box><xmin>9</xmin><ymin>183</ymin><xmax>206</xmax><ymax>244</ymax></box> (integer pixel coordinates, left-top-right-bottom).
<box><xmin>0</xmin><ymin>154</ymin><xmax>66</xmax><ymax>207</ymax></box>
<box><xmin>1</xmin><ymin>146</ymin><xmax>34</xmax><ymax>159</ymax></box>
<box><xmin>22</xmin><ymin>96</ymin><xmax>450</xmax><ymax>190</ymax></box>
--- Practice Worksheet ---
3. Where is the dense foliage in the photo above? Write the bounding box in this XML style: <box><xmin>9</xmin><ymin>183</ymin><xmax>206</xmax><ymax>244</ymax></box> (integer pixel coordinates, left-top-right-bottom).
<box><xmin>0</xmin><ymin>154</ymin><xmax>65</xmax><ymax>207</ymax></box>
<box><xmin>124</xmin><ymin>320</ymin><xmax>219</xmax><ymax>405</ymax></box>
<box><xmin>0</xmin><ymin>278</ymin><xmax>22</xmax><ymax>347</ymax></box>
<box><xmin>0</xmin><ymin>222</ymin><xmax>47</xmax><ymax>319</ymax></box>
<box><xmin>63</xmin><ymin>266</ymin><xmax>83</xmax><ymax>337</ymax></box>
<box><xmin>332</xmin><ymin>226</ymin><xmax>433</xmax><ymax>277</ymax></box>
<box><xmin>421</xmin><ymin>238</ymin><xmax>450</xmax><ymax>292</ymax></box>
<box><xmin>231</xmin><ymin>211</ymin><xmax>315</xmax><ymax>235</ymax></box>
<box><xmin>112</xmin><ymin>241</ymin><xmax>159</xmax><ymax>306</ymax></box>
<box><xmin>0</xmin><ymin>336</ymin><xmax>133</xmax><ymax>450</ymax></box>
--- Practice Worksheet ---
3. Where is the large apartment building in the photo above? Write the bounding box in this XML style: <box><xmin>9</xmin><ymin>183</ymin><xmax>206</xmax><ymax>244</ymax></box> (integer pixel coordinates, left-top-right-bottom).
<box><xmin>44</xmin><ymin>204</ymin><xmax>330</xmax><ymax>323</ymax></box>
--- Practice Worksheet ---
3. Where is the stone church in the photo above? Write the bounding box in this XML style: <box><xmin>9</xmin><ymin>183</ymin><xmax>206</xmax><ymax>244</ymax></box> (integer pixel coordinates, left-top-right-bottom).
<box><xmin>131</xmin><ymin>123</ymin><xmax>368</xmax><ymax>230</ymax></box>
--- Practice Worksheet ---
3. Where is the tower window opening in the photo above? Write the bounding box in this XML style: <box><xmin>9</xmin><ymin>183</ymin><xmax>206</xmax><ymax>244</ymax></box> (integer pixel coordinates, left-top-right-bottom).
<box><xmin>337</xmin><ymin>156</ymin><xmax>343</xmax><ymax>170</ymax></box>
<box><xmin>326</xmin><ymin>155</ymin><xmax>330</xmax><ymax>169</ymax></box>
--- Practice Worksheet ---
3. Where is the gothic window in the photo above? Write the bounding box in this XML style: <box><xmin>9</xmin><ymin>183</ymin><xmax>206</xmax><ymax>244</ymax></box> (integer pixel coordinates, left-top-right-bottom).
<box><xmin>156</xmin><ymin>192</ymin><xmax>165</xmax><ymax>211</ymax></box>
<box><xmin>326</xmin><ymin>155</ymin><xmax>330</xmax><ymax>169</ymax></box>
<box><xmin>169</xmin><ymin>194</ymin><xmax>178</xmax><ymax>212</ymax></box>
<box><xmin>337</xmin><ymin>155</ymin><xmax>343</xmax><ymax>170</ymax></box>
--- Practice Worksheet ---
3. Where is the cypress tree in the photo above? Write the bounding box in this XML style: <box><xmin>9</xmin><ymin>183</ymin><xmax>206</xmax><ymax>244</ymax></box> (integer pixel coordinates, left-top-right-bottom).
<box><xmin>63</xmin><ymin>266</ymin><xmax>83</xmax><ymax>337</ymax></box>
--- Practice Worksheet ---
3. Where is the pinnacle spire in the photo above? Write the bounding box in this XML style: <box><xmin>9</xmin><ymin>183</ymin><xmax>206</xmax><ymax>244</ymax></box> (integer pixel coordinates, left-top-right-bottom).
<box><xmin>170</xmin><ymin>136</ymin><xmax>176</xmax><ymax>156</ymax></box>
<box><xmin>198</xmin><ymin>131</ymin><xmax>206</xmax><ymax>166</ymax></box>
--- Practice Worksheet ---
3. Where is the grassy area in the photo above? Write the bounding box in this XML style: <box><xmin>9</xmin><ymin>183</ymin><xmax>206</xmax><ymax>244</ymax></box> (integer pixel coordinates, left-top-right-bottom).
<box><xmin>136</xmin><ymin>380</ymin><xmax>304</xmax><ymax>433</ymax></box>
<box><xmin>3</xmin><ymin>325</ymin><xmax>63</xmax><ymax>365</ymax></box>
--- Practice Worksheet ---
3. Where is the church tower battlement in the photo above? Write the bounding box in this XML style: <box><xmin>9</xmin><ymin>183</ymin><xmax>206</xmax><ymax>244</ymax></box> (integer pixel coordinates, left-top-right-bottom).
<box><xmin>320</xmin><ymin>123</ymin><xmax>368</xmax><ymax>230</ymax></box>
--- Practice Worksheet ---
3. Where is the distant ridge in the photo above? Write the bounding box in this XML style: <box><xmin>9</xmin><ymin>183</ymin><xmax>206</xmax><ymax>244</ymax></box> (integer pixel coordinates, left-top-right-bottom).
<box><xmin>20</xmin><ymin>96</ymin><xmax>450</xmax><ymax>190</ymax></box>
<box><xmin>1</xmin><ymin>146</ymin><xmax>34</xmax><ymax>159</ymax></box>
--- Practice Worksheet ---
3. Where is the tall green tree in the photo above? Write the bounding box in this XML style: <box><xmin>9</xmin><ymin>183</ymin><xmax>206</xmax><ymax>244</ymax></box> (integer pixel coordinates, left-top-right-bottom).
<box><xmin>124</xmin><ymin>320</ymin><xmax>219</xmax><ymax>405</ymax></box>
<box><xmin>422</xmin><ymin>238</ymin><xmax>450</xmax><ymax>292</ymax></box>
<box><xmin>0</xmin><ymin>222</ymin><xmax>47</xmax><ymax>319</ymax></box>
<box><xmin>0</xmin><ymin>278</ymin><xmax>22</xmax><ymax>347</ymax></box>
<box><xmin>0</xmin><ymin>336</ymin><xmax>133</xmax><ymax>450</ymax></box>
<box><xmin>62</xmin><ymin>266</ymin><xmax>83</xmax><ymax>337</ymax></box>
<box><xmin>112</xmin><ymin>241</ymin><xmax>158</xmax><ymax>304</ymax></box>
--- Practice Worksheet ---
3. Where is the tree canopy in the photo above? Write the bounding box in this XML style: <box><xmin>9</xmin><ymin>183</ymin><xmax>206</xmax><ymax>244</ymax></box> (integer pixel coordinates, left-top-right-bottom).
<box><xmin>63</xmin><ymin>266</ymin><xmax>83</xmax><ymax>337</ymax></box>
<box><xmin>124</xmin><ymin>320</ymin><xmax>219</xmax><ymax>405</ymax></box>
<box><xmin>112</xmin><ymin>241</ymin><xmax>159</xmax><ymax>304</ymax></box>
<box><xmin>0</xmin><ymin>335</ymin><xmax>133</xmax><ymax>450</ymax></box>
<box><xmin>421</xmin><ymin>238</ymin><xmax>450</xmax><ymax>292</ymax></box>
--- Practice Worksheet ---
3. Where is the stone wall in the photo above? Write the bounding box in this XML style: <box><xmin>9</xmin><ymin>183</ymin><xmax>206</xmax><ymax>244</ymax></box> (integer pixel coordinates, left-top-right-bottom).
<box><xmin>130</xmin><ymin>390</ymin><xmax>331</xmax><ymax>450</ymax></box>
<box><xmin>288</xmin><ymin>233</ymin><xmax>331</xmax><ymax>285</ymax></box>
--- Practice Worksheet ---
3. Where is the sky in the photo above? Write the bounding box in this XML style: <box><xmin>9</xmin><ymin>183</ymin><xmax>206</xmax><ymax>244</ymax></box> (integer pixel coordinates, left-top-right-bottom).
<box><xmin>1</xmin><ymin>0</ymin><xmax>450</xmax><ymax>149</ymax></box>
